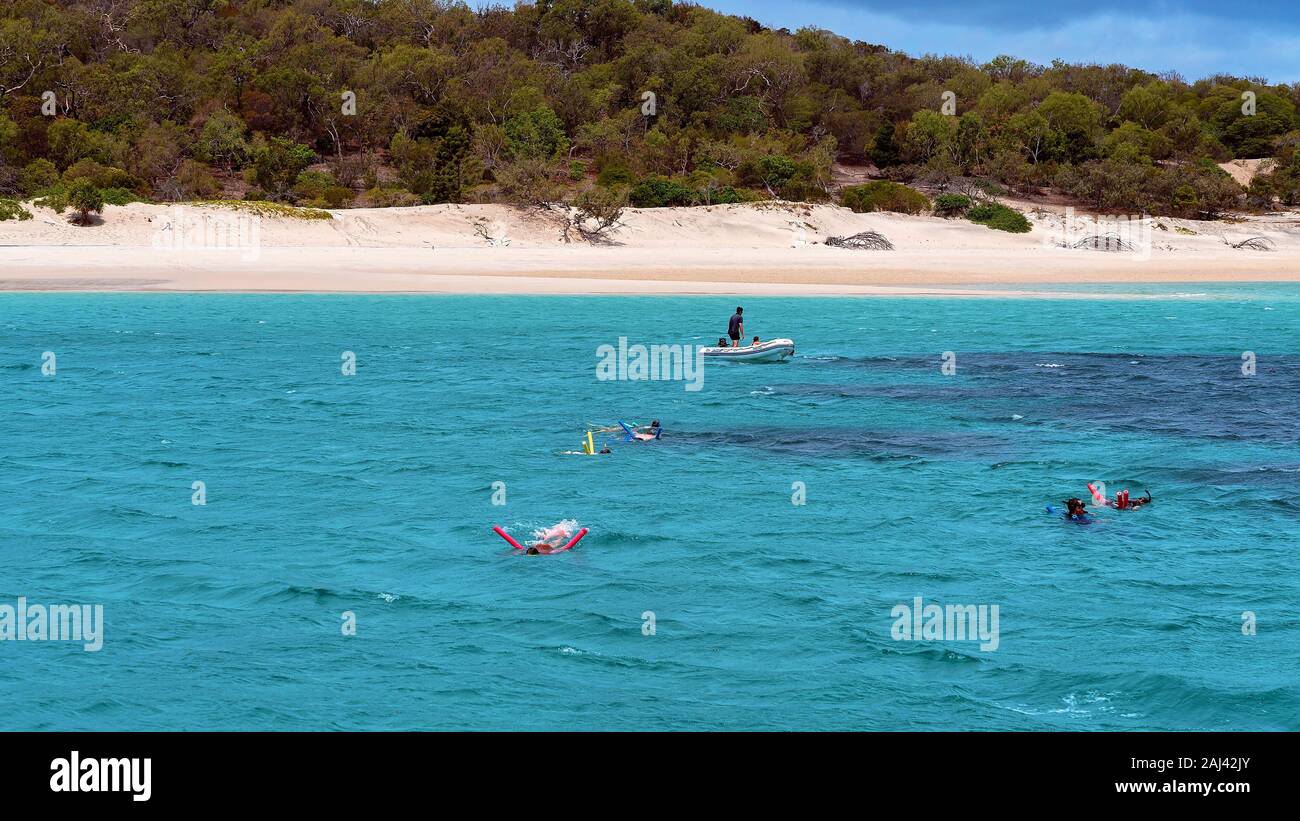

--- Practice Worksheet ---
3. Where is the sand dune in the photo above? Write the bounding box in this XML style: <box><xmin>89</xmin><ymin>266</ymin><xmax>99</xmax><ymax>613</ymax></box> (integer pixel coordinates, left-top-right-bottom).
<box><xmin>1</xmin><ymin>200</ymin><xmax>1297</xmax><ymax>295</ymax></box>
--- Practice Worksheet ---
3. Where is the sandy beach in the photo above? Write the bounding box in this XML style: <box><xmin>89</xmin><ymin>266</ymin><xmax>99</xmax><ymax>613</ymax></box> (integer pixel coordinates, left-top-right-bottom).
<box><xmin>2</xmin><ymin>201</ymin><xmax>1297</xmax><ymax>296</ymax></box>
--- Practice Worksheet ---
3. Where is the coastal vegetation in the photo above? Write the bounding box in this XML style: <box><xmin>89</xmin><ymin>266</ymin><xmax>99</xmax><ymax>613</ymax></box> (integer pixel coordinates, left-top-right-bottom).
<box><xmin>840</xmin><ymin>181</ymin><xmax>930</xmax><ymax>215</ymax></box>
<box><xmin>0</xmin><ymin>196</ymin><xmax>30</xmax><ymax>220</ymax></box>
<box><xmin>195</xmin><ymin>200</ymin><xmax>335</xmax><ymax>220</ymax></box>
<box><xmin>967</xmin><ymin>202</ymin><xmax>1032</xmax><ymax>233</ymax></box>
<box><xmin>933</xmin><ymin>194</ymin><xmax>972</xmax><ymax>217</ymax></box>
<box><xmin>1</xmin><ymin>0</ymin><xmax>1298</xmax><ymax>222</ymax></box>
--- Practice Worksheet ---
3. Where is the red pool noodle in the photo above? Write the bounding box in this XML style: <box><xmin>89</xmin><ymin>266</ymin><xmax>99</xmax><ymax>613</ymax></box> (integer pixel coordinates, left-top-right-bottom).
<box><xmin>557</xmin><ymin>528</ymin><xmax>589</xmax><ymax>551</ymax></box>
<box><xmin>493</xmin><ymin>526</ymin><xmax>524</xmax><ymax>550</ymax></box>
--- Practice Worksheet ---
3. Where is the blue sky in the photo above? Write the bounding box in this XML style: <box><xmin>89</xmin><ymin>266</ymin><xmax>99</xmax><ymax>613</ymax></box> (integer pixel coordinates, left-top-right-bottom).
<box><xmin>701</xmin><ymin>0</ymin><xmax>1300</xmax><ymax>83</ymax></box>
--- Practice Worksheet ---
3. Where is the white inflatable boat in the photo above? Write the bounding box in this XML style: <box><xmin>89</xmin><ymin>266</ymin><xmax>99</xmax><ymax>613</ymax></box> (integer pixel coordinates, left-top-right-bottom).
<box><xmin>701</xmin><ymin>338</ymin><xmax>795</xmax><ymax>362</ymax></box>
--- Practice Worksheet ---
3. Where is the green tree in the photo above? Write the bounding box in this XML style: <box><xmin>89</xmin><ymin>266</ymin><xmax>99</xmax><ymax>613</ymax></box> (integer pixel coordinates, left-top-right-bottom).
<box><xmin>66</xmin><ymin>179</ymin><xmax>105</xmax><ymax>225</ymax></box>
<box><xmin>1119</xmin><ymin>82</ymin><xmax>1174</xmax><ymax>130</ymax></box>
<box><xmin>870</xmin><ymin>121</ymin><xmax>900</xmax><ymax>168</ymax></box>
<box><xmin>1038</xmin><ymin>91</ymin><xmax>1102</xmax><ymax>162</ymax></box>
<box><xmin>252</xmin><ymin>137</ymin><xmax>315</xmax><ymax>201</ymax></box>
<box><xmin>496</xmin><ymin>157</ymin><xmax>562</xmax><ymax>206</ymax></box>
<box><xmin>1104</xmin><ymin>121</ymin><xmax>1173</xmax><ymax>161</ymax></box>
<box><xmin>17</xmin><ymin>159</ymin><xmax>56</xmax><ymax>194</ymax></box>
<box><xmin>131</xmin><ymin>122</ymin><xmax>188</xmax><ymax>192</ymax></box>
<box><xmin>45</xmin><ymin>120</ymin><xmax>95</xmax><ymax>169</ymax></box>
<box><xmin>505</xmin><ymin>107</ymin><xmax>570</xmax><ymax>161</ymax></box>
<box><xmin>390</xmin><ymin>107</ymin><xmax>480</xmax><ymax>204</ymax></box>
<box><xmin>749</xmin><ymin>154</ymin><xmax>797</xmax><ymax>196</ymax></box>
<box><xmin>199</xmin><ymin>110</ymin><xmax>250</xmax><ymax>170</ymax></box>
<box><xmin>905</xmin><ymin>110</ymin><xmax>956</xmax><ymax>164</ymax></box>
<box><xmin>1007</xmin><ymin>110</ymin><xmax>1058</xmax><ymax>165</ymax></box>
<box><xmin>0</xmin><ymin>112</ymin><xmax>19</xmax><ymax>166</ymax></box>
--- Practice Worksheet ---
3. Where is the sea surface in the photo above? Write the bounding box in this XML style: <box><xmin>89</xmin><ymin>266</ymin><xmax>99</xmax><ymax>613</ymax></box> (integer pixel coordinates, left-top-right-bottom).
<box><xmin>1</xmin><ymin>287</ymin><xmax>1297</xmax><ymax>730</ymax></box>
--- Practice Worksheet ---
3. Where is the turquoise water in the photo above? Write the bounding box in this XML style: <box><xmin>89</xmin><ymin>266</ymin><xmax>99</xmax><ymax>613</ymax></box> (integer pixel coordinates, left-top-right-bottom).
<box><xmin>1</xmin><ymin>288</ymin><xmax>1297</xmax><ymax>731</ymax></box>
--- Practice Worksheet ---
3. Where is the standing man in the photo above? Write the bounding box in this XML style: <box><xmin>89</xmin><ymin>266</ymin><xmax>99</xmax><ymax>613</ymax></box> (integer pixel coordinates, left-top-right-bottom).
<box><xmin>728</xmin><ymin>306</ymin><xmax>744</xmax><ymax>347</ymax></box>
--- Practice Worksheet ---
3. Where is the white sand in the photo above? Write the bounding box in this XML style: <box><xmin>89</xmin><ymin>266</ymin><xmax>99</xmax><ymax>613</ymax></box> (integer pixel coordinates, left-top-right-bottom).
<box><xmin>1218</xmin><ymin>159</ymin><xmax>1275</xmax><ymax>188</ymax></box>
<box><xmin>1</xmin><ymin>200</ymin><xmax>1298</xmax><ymax>295</ymax></box>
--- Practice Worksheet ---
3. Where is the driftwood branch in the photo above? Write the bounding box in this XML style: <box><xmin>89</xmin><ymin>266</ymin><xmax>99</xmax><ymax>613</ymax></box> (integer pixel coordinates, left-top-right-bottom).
<box><xmin>825</xmin><ymin>231</ymin><xmax>893</xmax><ymax>250</ymax></box>
<box><xmin>1226</xmin><ymin>236</ymin><xmax>1275</xmax><ymax>251</ymax></box>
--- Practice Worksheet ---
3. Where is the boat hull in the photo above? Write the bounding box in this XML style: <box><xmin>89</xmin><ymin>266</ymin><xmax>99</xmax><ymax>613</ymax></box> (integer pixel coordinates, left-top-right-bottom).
<box><xmin>701</xmin><ymin>338</ymin><xmax>795</xmax><ymax>362</ymax></box>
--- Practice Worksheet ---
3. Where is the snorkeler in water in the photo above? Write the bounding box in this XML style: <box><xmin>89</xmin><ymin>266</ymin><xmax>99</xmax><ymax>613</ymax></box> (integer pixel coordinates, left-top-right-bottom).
<box><xmin>594</xmin><ymin>420</ymin><xmax>663</xmax><ymax>441</ymax></box>
<box><xmin>496</xmin><ymin>522</ymin><xmax>587</xmax><ymax>554</ymax></box>
<box><xmin>1063</xmin><ymin>498</ymin><xmax>1090</xmax><ymax>520</ymax></box>
<box><xmin>630</xmin><ymin>420</ymin><xmax>662</xmax><ymax>441</ymax></box>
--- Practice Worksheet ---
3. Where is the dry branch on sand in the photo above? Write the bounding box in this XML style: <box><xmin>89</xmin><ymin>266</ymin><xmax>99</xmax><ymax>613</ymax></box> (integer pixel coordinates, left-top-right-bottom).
<box><xmin>1226</xmin><ymin>236</ymin><xmax>1276</xmax><ymax>251</ymax></box>
<box><xmin>825</xmin><ymin>231</ymin><xmax>894</xmax><ymax>250</ymax></box>
<box><xmin>554</xmin><ymin>189</ymin><xmax>627</xmax><ymax>245</ymax></box>
<box><xmin>1063</xmin><ymin>234</ymin><xmax>1138</xmax><ymax>252</ymax></box>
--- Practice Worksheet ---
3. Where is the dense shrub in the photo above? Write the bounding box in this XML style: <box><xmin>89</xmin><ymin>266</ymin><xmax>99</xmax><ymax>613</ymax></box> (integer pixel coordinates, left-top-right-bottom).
<box><xmin>0</xmin><ymin>198</ymin><xmax>32</xmax><ymax>221</ymax></box>
<box><xmin>934</xmin><ymin>193</ymin><xmax>972</xmax><ymax>217</ymax></box>
<box><xmin>839</xmin><ymin>181</ymin><xmax>931</xmax><ymax>214</ymax></box>
<box><xmin>967</xmin><ymin>202</ymin><xmax>1032</xmax><ymax>233</ymax></box>
<box><xmin>596</xmin><ymin>159</ymin><xmax>636</xmax><ymax>188</ymax></box>
<box><xmin>293</xmin><ymin>170</ymin><xmax>354</xmax><ymax>208</ymax></box>
<box><xmin>1249</xmin><ymin>152</ymin><xmax>1300</xmax><ymax>207</ymax></box>
<box><xmin>363</xmin><ymin>187</ymin><xmax>422</xmax><ymax>208</ymax></box>
<box><xmin>1055</xmin><ymin>156</ymin><xmax>1242</xmax><ymax>218</ymax></box>
<box><xmin>735</xmin><ymin>151</ymin><xmax>832</xmax><ymax>201</ymax></box>
<box><xmin>711</xmin><ymin>186</ymin><xmax>763</xmax><ymax>204</ymax></box>
<box><xmin>168</xmin><ymin>159</ymin><xmax>222</xmax><ymax>200</ymax></box>
<box><xmin>252</xmin><ymin>137</ymin><xmax>315</xmax><ymax>200</ymax></box>
<box><xmin>504</xmin><ymin>106</ymin><xmax>569</xmax><ymax>160</ymax></box>
<box><xmin>32</xmin><ymin>180</ymin><xmax>147</xmax><ymax>209</ymax></box>
<box><xmin>628</xmin><ymin>175</ymin><xmax>693</xmax><ymax>207</ymax></box>
<box><xmin>494</xmin><ymin>157</ymin><xmax>562</xmax><ymax>205</ymax></box>
<box><xmin>100</xmin><ymin>187</ymin><xmax>143</xmax><ymax>206</ymax></box>
<box><xmin>20</xmin><ymin>160</ymin><xmax>59</xmax><ymax>196</ymax></box>
<box><xmin>61</xmin><ymin>159</ymin><xmax>143</xmax><ymax>193</ymax></box>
